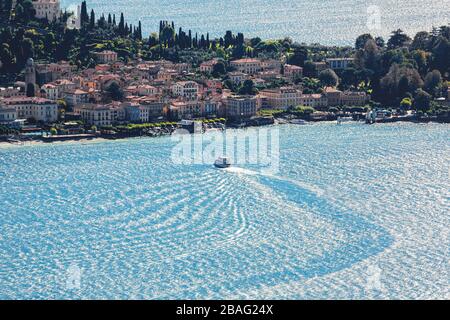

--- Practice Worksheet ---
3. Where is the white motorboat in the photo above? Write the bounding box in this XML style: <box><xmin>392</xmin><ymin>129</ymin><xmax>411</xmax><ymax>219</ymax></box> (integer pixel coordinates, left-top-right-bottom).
<box><xmin>214</xmin><ymin>156</ymin><xmax>231</xmax><ymax>168</ymax></box>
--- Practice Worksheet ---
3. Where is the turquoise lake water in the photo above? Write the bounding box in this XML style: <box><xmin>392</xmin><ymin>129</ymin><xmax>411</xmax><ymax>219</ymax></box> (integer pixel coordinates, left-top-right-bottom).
<box><xmin>61</xmin><ymin>0</ymin><xmax>450</xmax><ymax>45</ymax></box>
<box><xmin>0</xmin><ymin>123</ymin><xmax>449</xmax><ymax>299</ymax></box>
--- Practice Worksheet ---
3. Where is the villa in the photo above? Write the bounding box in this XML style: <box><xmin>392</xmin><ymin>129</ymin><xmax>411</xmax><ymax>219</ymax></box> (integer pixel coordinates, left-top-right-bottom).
<box><xmin>326</xmin><ymin>58</ymin><xmax>355</xmax><ymax>70</ymax></box>
<box><xmin>230</xmin><ymin>58</ymin><xmax>262</xmax><ymax>75</ymax></box>
<box><xmin>259</xmin><ymin>87</ymin><xmax>303</xmax><ymax>110</ymax></box>
<box><xmin>200</xmin><ymin>59</ymin><xmax>219</xmax><ymax>73</ymax></box>
<box><xmin>32</xmin><ymin>0</ymin><xmax>61</xmax><ymax>21</ymax></box>
<box><xmin>1</xmin><ymin>97</ymin><xmax>58</xmax><ymax>122</ymax></box>
<box><xmin>223</xmin><ymin>95</ymin><xmax>258</xmax><ymax>119</ymax></box>
<box><xmin>171</xmin><ymin>81</ymin><xmax>199</xmax><ymax>100</ymax></box>
<box><xmin>93</xmin><ymin>51</ymin><xmax>119</xmax><ymax>64</ymax></box>
<box><xmin>284</xmin><ymin>64</ymin><xmax>303</xmax><ymax>80</ymax></box>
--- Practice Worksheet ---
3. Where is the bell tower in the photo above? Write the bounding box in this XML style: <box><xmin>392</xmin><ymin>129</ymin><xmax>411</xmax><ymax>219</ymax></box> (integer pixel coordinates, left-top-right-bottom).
<box><xmin>25</xmin><ymin>58</ymin><xmax>37</xmax><ymax>97</ymax></box>
<box><xmin>25</xmin><ymin>58</ymin><xmax>36</xmax><ymax>86</ymax></box>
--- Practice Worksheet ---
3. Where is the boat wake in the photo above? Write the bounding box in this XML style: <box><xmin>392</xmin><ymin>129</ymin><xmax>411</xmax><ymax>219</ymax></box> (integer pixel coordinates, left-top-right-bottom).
<box><xmin>224</xmin><ymin>166</ymin><xmax>324</xmax><ymax>196</ymax></box>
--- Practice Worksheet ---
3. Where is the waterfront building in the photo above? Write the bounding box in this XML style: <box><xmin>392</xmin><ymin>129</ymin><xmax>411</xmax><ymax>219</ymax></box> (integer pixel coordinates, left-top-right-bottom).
<box><xmin>138</xmin><ymin>99</ymin><xmax>165</xmax><ymax>121</ymax></box>
<box><xmin>259</xmin><ymin>87</ymin><xmax>303</xmax><ymax>110</ymax></box>
<box><xmin>169</xmin><ymin>100</ymin><xmax>201</xmax><ymax>120</ymax></box>
<box><xmin>1</xmin><ymin>97</ymin><xmax>58</xmax><ymax>122</ymax></box>
<box><xmin>299</xmin><ymin>94</ymin><xmax>328</xmax><ymax>109</ymax></box>
<box><xmin>324</xmin><ymin>87</ymin><xmax>342</xmax><ymax>107</ymax></box>
<box><xmin>0</xmin><ymin>107</ymin><xmax>17</xmax><ymax>123</ymax></box>
<box><xmin>74</xmin><ymin>103</ymin><xmax>125</xmax><ymax>126</ymax></box>
<box><xmin>123</xmin><ymin>103</ymin><xmax>142</xmax><ymax>123</ymax></box>
<box><xmin>341</xmin><ymin>91</ymin><xmax>368</xmax><ymax>106</ymax></box>
<box><xmin>201</xmin><ymin>98</ymin><xmax>220</xmax><ymax>118</ymax></box>
<box><xmin>326</xmin><ymin>58</ymin><xmax>354</xmax><ymax>70</ymax></box>
<box><xmin>223</xmin><ymin>95</ymin><xmax>258</xmax><ymax>119</ymax></box>
<box><xmin>230</xmin><ymin>58</ymin><xmax>262</xmax><ymax>75</ymax></box>
<box><xmin>32</xmin><ymin>0</ymin><xmax>61</xmax><ymax>21</ymax></box>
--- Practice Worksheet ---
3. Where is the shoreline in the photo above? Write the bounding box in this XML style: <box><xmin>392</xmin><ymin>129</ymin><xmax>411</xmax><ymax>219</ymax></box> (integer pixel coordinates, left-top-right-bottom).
<box><xmin>1</xmin><ymin>119</ymin><xmax>448</xmax><ymax>149</ymax></box>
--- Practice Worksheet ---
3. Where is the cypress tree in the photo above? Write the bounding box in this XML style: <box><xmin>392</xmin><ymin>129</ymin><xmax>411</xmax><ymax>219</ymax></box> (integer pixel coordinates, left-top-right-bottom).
<box><xmin>118</xmin><ymin>13</ymin><xmax>125</xmax><ymax>35</ymax></box>
<box><xmin>138</xmin><ymin>21</ymin><xmax>142</xmax><ymax>40</ymax></box>
<box><xmin>89</xmin><ymin>9</ymin><xmax>95</xmax><ymax>29</ymax></box>
<box><xmin>80</xmin><ymin>1</ymin><xmax>88</xmax><ymax>26</ymax></box>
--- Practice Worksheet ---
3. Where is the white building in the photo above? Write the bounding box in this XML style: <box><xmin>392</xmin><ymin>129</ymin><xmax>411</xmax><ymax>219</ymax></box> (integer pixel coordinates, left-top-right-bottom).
<box><xmin>93</xmin><ymin>51</ymin><xmax>119</xmax><ymax>64</ymax></box>
<box><xmin>0</xmin><ymin>107</ymin><xmax>17</xmax><ymax>123</ymax></box>
<box><xmin>171</xmin><ymin>81</ymin><xmax>199</xmax><ymax>100</ymax></box>
<box><xmin>1</xmin><ymin>97</ymin><xmax>58</xmax><ymax>122</ymax></box>
<box><xmin>298</xmin><ymin>94</ymin><xmax>328</xmax><ymax>109</ymax></box>
<box><xmin>326</xmin><ymin>58</ymin><xmax>354</xmax><ymax>70</ymax></box>
<box><xmin>41</xmin><ymin>83</ymin><xmax>59</xmax><ymax>100</ymax></box>
<box><xmin>0</xmin><ymin>87</ymin><xmax>24</xmax><ymax>98</ymax></box>
<box><xmin>74</xmin><ymin>104</ymin><xmax>125</xmax><ymax>127</ymax></box>
<box><xmin>230</xmin><ymin>58</ymin><xmax>262</xmax><ymax>75</ymax></box>
<box><xmin>65</xmin><ymin>89</ymin><xmax>89</xmax><ymax>107</ymax></box>
<box><xmin>228</xmin><ymin>72</ymin><xmax>247</xmax><ymax>85</ymax></box>
<box><xmin>32</xmin><ymin>0</ymin><xmax>61</xmax><ymax>21</ymax></box>
<box><xmin>259</xmin><ymin>87</ymin><xmax>303</xmax><ymax>110</ymax></box>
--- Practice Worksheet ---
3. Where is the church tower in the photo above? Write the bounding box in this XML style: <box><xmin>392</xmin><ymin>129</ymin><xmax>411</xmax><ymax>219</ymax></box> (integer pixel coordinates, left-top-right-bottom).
<box><xmin>25</xmin><ymin>58</ymin><xmax>37</xmax><ymax>96</ymax></box>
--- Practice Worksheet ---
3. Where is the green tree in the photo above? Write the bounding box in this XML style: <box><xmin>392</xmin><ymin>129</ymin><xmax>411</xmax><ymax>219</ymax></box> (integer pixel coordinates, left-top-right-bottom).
<box><xmin>387</xmin><ymin>29</ymin><xmax>411</xmax><ymax>49</ymax></box>
<box><xmin>355</xmin><ymin>33</ymin><xmax>373</xmax><ymax>50</ymax></box>
<box><xmin>211</xmin><ymin>60</ymin><xmax>226</xmax><ymax>77</ymax></box>
<box><xmin>424</xmin><ymin>70</ymin><xmax>442</xmax><ymax>96</ymax></box>
<box><xmin>105</xmin><ymin>81</ymin><xmax>124</xmax><ymax>101</ymax></box>
<box><xmin>0</xmin><ymin>43</ymin><xmax>15</xmax><ymax>70</ymax></box>
<box><xmin>80</xmin><ymin>1</ymin><xmax>89</xmax><ymax>26</ymax></box>
<box><xmin>238</xmin><ymin>80</ymin><xmax>257</xmax><ymax>95</ymax></box>
<box><xmin>414</xmin><ymin>89</ymin><xmax>431</xmax><ymax>112</ymax></box>
<box><xmin>89</xmin><ymin>9</ymin><xmax>95</xmax><ymax>30</ymax></box>
<box><xmin>288</xmin><ymin>46</ymin><xmax>308</xmax><ymax>67</ymax></box>
<box><xmin>319</xmin><ymin>69</ymin><xmax>339</xmax><ymax>87</ymax></box>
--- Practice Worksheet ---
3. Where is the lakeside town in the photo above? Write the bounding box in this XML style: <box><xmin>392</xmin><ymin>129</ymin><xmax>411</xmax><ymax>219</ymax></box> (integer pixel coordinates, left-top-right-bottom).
<box><xmin>0</xmin><ymin>1</ymin><xmax>449</xmax><ymax>143</ymax></box>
